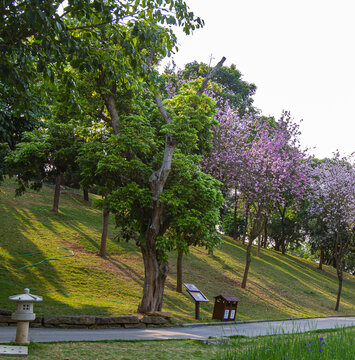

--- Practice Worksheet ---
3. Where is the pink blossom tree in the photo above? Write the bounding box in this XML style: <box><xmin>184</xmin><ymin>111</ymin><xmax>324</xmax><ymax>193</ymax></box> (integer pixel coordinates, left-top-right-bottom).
<box><xmin>203</xmin><ymin>106</ymin><xmax>311</xmax><ymax>288</ymax></box>
<box><xmin>271</xmin><ymin>112</ymin><xmax>312</xmax><ymax>254</ymax></box>
<box><xmin>308</xmin><ymin>153</ymin><xmax>355</xmax><ymax>310</ymax></box>
<box><xmin>201</xmin><ymin>100</ymin><xmax>250</xmax><ymax>240</ymax></box>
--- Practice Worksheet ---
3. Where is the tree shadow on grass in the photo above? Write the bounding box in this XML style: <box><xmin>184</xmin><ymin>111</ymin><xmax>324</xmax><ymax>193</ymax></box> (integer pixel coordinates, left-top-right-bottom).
<box><xmin>164</xmin><ymin>237</ymin><xmax>355</xmax><ymax>320</ymax></box>
<box><xmin>105</xmin><ymin>255</ymin><xmax>144</xmax><ymax>288</ymax></box>
<box><xmin>0</xmin><ymin>191</ymin><xmax>127</xmax><ymax>317</ymax></box>
<box><xmin>0</xmin><ymin>202</ymin><xmax>67</xmax><ymax>296</ymax></box>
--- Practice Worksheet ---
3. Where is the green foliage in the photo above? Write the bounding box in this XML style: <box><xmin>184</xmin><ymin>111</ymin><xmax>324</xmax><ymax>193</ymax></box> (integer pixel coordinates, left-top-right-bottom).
<box><xmin>163</xmin><ymin>79</ymin><xmax>217</xmax><ymax>153</ymax></box>
<box><xmin>268</xmin><ymin>207</ymin><xmax>306</xmax><ymax>249</ymax></box>
<box><xmin>159</xmin><ymin>152</ymin><xmax>224</xmax><ymax>257</ymax></box>
<box><xmin>6</xmin><ymin>121</ymin><xmax>83</xmax><ymax>195</ymax></box>
<box><xmin>76</xmin><ymin>76</ymin><xmax>223</xmax><ymax>260</ymax></box>
<box><xmin>0</xmin><ymin>0</ymin><xmax>204</xmax><ymax>167</ymax></box>
<box><xmin>0</xmin><ymin>81</ymin><xmax>42</xmax><ymax>150</ymax></box>
<box><xmin>183</xmin><ymin>61</ymin><xmax>257</xmax><ymax>114</ymax></box>
<box><xmin>221</xmin><ymin>207</ymin><xmax>245</xmax><ymax>238</ymax></box>
<box><xmin>0</xmin><ymin>142</ymin><xmax>9</xmax><ymax>182</ymax></box>
<box><xmin>78</xmin><ymin>111</ymin><xmax>157</xmax><ymax>234</ymax></box>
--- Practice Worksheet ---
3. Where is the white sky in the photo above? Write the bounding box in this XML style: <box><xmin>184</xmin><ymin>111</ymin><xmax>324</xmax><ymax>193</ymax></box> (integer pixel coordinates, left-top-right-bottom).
<box><xmin>164</xmin><ymin>0</ymin><xmax>355</xmax><ymax>159</ymax></box>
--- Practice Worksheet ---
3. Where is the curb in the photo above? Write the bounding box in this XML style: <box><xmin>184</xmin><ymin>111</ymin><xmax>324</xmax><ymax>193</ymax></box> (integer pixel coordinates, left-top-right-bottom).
<box><xmin>181</xmin><ymin>315</ymin><xmax>355</xmax><ymax>327</ymax></box>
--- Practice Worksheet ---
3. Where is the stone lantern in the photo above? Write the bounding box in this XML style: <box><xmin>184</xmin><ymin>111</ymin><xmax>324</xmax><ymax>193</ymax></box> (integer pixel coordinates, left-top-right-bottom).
<box><xmin>9</xmin><ymin>288</ymin><xmax>43</xmax><ymax>344</ymax></box>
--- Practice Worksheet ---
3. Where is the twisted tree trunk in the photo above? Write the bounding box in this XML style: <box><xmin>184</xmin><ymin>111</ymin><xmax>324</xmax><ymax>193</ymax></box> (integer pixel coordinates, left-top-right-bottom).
<box><xmin>138</xmin><ymin>235</ymin><xmax>169</xmax><ymax>312</ymax></box>
<box><xmin>138</xmin><ymin>56</ymin><xmax>226</xmax><ymax>313</ymax></box>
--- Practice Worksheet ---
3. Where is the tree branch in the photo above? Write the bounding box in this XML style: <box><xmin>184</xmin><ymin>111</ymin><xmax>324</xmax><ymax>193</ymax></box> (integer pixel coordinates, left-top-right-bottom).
<box><xmin>66</xmin><ymin>21</ymin><xmax>111</xmax><ymax>31</ymax></box>
<box><xmin>154</xmin><ymin>96</ymin><xmax>173</xmax><ymax>124</ymax></box>
<box><xmin>197</xmin><ymin>56</ymin><xmax>226</xmax><ymax>96</ymax></box>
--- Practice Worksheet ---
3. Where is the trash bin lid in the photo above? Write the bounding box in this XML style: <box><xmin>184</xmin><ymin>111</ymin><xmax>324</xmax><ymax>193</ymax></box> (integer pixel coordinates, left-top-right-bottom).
<box><xmin>214</xmin><ymin>294</ymin><xmax>240</xmax><ymax>302</ymax></box>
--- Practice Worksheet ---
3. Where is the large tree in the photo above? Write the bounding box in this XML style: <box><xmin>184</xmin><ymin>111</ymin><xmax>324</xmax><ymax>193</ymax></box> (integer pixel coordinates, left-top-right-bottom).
<box><xmin>136</xmin><ymin>70</ymin><xmax>225</xmax><ymax>313</ymax></box>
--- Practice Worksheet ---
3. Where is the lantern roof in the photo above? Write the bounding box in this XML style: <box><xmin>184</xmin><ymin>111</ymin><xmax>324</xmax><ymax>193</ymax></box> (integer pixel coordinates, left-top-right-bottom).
<box><xmin>8</xmin><ymin>288</ymin><xmax>43</xmax><ymax>302</ymax></box>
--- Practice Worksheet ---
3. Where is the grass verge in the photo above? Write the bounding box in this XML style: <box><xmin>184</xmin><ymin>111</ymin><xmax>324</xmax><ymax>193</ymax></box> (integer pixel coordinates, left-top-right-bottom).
<box><xmin>217</xmin><ymin>327</ymin><xmax>355</xmax><ymax>360</ymax></box>
<box><xmin>1</xmin><ymin>328</ymin><xmax>353</xmax><ymax>360</ymax></box>
<box><xmin>0</xmin><ymin>178</ymin><xmax>354</xmax><ymax>323</ymax></box>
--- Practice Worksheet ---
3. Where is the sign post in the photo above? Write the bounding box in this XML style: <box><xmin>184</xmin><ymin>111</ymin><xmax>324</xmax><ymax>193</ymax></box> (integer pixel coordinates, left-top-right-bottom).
<box><xmin>183</xmin><ymin>283</ymin><xmax>209</xmax><ymax>320</ymax></box>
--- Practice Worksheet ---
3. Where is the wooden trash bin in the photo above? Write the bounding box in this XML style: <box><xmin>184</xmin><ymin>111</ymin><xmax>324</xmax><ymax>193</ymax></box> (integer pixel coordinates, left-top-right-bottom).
<box><xmin>212</xmin><ymin>295</ymin><xmax>240</xmax><ymax>321</ymax></box>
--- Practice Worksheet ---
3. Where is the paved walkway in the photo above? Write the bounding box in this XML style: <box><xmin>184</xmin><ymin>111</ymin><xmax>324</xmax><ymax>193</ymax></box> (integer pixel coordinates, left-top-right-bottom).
<box><xmin>0</xmin><ymin>317</ymin><xmax>354</xmax><ymax>343</ymax></box>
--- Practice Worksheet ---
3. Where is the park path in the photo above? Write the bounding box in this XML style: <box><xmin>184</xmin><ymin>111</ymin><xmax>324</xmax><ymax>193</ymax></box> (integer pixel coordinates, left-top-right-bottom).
<box><xmin>0</xmin><ymin>316</ymin><xmax>354</xmax><ymax>343</ymax></box>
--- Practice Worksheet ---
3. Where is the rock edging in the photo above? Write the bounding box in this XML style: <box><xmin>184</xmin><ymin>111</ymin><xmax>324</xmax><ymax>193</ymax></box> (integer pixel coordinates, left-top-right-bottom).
<box><xmin>0</xmin><ymin>313</ymin><xmax>171</xmax><ymax>329</ymax></box>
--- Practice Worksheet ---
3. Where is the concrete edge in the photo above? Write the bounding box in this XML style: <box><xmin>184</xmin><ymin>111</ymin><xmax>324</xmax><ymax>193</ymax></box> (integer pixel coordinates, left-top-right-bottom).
<box><xmin>181</xmin><ymin>315</ymin><xmax>355</xmax><ymax>327</ymax></box>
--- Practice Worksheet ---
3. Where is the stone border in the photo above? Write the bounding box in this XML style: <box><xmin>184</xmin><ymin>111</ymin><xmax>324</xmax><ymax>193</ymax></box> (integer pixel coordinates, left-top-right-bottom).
<box><xmin>0</xmin><ymin>314</ymin><xmax>170</xmax><ymax>329</ymax></box>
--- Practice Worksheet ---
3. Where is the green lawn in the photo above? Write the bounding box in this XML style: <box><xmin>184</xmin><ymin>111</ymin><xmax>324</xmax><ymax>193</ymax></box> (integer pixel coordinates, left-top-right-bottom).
<box><xmin>2</xmin><ymin>328</ymin><xmax>354</xmax><ymax>360</ymax></box>
<box><xmin>0</xmin><ymin>178</ymin><xmax>354</xmax><ymax>323</ymax></box>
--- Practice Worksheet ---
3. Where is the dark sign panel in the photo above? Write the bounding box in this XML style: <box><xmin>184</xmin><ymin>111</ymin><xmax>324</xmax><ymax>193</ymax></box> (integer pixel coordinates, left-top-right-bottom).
<box><xmin>183</xmin><ymin>284</ymin><xmax>199</xmax><ymax>292</ymax></box>
<box><xmin>189</xmin><ymin>291</ymin><xmax>209</xmax><ymax>302</ymax></box>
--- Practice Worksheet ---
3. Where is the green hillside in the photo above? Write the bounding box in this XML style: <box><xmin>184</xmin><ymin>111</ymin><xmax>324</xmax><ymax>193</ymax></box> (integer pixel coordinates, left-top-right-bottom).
<box><xmin>0</xmin><ymin>178</ymin><xmax>354</xmax><ymax>323</ymax></box>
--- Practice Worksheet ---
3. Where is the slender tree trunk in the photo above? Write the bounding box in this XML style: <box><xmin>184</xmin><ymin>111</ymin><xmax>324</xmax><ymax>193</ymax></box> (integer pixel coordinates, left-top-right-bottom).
<box><xmin>318</xmin><ymin>246</ymin><xmax>324</xmax><ymax>270</ymax></box>
<box><xmin>51</xmin><ymin>173</ymin><xmax>62</xmax><ymax>213</ymax></box>
<box><xmin>176</xmin><ymin>251</ymin><xmax>183</xmax><ymax>293</ymax></box>
<box><xmin>263</xmin><ymin>217</ymin><xmax>268</xmax><ymax>248</ymax></box>
<box><xmin>98</xmin><ymin>207</ymin><xmax>109</xmax><ymax>257</ymax></box>
<box><xmin>335</xmin><ymin>262</ymin><xmax>343</xmax><ymax>311</ymax></box>
<box><xmin>257</xmin><ymin>234</ymin><xmax>261</xmax><ymax>257</ymax></box>
<box><xmin>241</xmin><ymin>238</ymin><xmax>252</xmax><ymax>288</ymax></box>
<box><xmin>233</xmin><ymin>187</ymin><xmax>238</xmax><ymax>240</ymax></box>
<box><xmin>83</xmin><ymin>188</ymin><xmax>89</xmax><ymax>201</ymax></box>
<box><xmin>334</xmin><ymin>230</ymin><xmax>343</xmax><ymax>311</ymax></box>
<box><xmin>241</xmin><ymin>210</ymin><xmax>263</xmax><ymax>289</ymax></box>
<box><xmin>280</xmin><ymin>207</ymin><xmax>287</xmax><ymax>255</ymax></box>
<box><xmin>242</xmin><ymin>206</ymin><xmax>249</xmax><ymax>245</ymax></box>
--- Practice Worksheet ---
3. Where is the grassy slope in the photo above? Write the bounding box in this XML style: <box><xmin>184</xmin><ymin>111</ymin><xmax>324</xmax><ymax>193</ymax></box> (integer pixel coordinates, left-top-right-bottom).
<box><xmin>0</xmin><ymin>178</ymin><xmax>354</xmax><ymax>323</ymax></box>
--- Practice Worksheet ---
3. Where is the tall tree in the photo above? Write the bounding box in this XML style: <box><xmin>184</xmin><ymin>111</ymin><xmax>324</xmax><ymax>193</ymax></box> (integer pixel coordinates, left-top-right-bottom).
<box><xmin>203</xmin><ymin>107</ymin><xmax>311</xmax><ymax>288</ymax></box>
<box><xmin>160</xmin><ymin>154</ymin><xmax>223</xmax><ymax>293</ymax></box>
<box><xmin>137</xmin><ymin>64</ymin><xmax>225</xmax><ymax>312</ymax></box>
<box><xmin>6</xmin><ymin>120</ymin><xmax>83</xmax><ymax>212</ymax></box>
<box><xmin>308</xmin><ymin>154</ymin><xmax>355</xmax><ymax>310</ymax></box>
